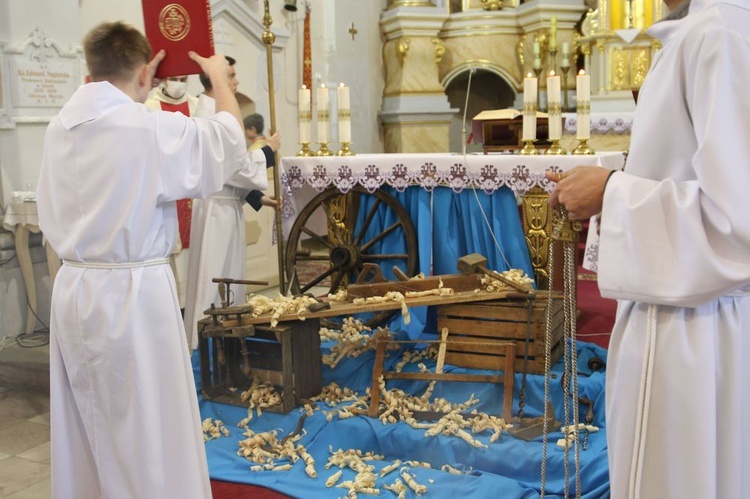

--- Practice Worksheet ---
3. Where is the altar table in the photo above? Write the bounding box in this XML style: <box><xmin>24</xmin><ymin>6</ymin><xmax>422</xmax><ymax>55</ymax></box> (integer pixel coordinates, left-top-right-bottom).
<box><xmin>279</xmin><ymin>152</ymin><xmax>625</xmax><ymax>290</ymax></box>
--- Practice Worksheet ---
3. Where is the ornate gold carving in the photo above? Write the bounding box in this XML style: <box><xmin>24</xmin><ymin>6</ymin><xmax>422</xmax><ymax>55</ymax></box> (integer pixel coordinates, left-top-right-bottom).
<box><xmin>397</xmin><ymin>37</ymin><xmax>411</xmax><ymax>65</ymax></box>
<box><xmin>581</xmin><ymin>8</ymin><xmax>600</xmax><ymax>37</ymax></box>
<box><xmin>612</xmin><ymin>47</ymin><xmax>628</xmax><ymax>89</ymax></box>
<box><xmin>482</xmin><ymin>0</ymin><xmax>502</xmax><ymax>10</ymax></box>
<box><xmin>325</xmin><ymin>194</ymin><xmax>352</xmax><ymax>246</ymax></box>
<box><xmin>516</xmin><ymin>39</ymin><xmax>525</xmax><ymax>69</ymax></box>
<box><xmin>159</xmin><ymin>4</ymin><xmax>191</xmax><ymax>42</ymax></box>
<box><xmin>388</xmin><ymin>0</ymin><xmax>434</xmax><ymax>9</ymax></box>
<box><xmin>632</xmin><ymin>49</ymin><xmax>649</xmax><ymax>87</ymax></box>
<box><xmin>432</xmin><ymin>38</ymin><xmax>446</xmax><ymax>64</ymax></box>
<box><xmin>522</xmin><ymin>187</ymin><xmax>553</xmax><ymax>290</ymax></box>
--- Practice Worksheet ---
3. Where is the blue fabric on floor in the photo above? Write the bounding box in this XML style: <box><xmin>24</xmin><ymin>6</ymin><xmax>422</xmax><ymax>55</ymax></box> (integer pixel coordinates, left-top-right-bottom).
<box><xmin>198</xmin><ymin>340</ymin><xmax>610</xmax><ymax>499</ymax></box>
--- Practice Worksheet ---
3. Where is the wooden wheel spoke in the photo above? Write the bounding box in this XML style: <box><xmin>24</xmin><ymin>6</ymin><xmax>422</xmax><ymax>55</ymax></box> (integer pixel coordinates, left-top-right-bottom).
<box><xmin>329</xmin><ymin>270</ymin><xmax>346</xmax><ymax>294</ymax></box>
<box><xmin>353</xmin><ymin>198</ymin><xmax>382</xmax><ymax>247</ymax></box>
<box><xmin>299</xmin><ymin>266</ymin><xmax>337</xmax><ymax>293</ymax></box>
<box><xmin>359</xmin><ymin>221</ymin><xmax>402</xmax><ymax>253</ymax></box>
<box><xmin>361</xmin><ymin>254</ymin><xmax>409</xmax><ymax>261</ymax></box>
<box><xmin>300</xmin><ymin>226</ymin><xmax>334</xmax><ymax>249</ymax></box>
<box><xmin>296</xmin><ymin>254</ymin><xmax>333</xmax><ymax>261</ymax></box>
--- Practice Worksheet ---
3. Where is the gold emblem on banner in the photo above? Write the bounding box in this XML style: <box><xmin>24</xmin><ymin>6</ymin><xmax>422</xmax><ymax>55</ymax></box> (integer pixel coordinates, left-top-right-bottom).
<box><xmin>159</xmin><ymin>4</ymin><xmax>191</xmax><ymax>42</ymax></box>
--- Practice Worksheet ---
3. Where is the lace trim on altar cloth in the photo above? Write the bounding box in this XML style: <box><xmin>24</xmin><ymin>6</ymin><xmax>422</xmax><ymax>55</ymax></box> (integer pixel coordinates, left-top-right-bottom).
<box><xmin>282</xmin><ymin>162</ymin><xmax>559</xmax><ymax>197</ymax></box>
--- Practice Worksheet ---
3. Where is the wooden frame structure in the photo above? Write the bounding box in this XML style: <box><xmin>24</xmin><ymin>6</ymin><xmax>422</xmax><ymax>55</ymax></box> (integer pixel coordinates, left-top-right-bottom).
<box><xmin>368</xmin><ymin>338</ymin><xmax>517</xmax><ymax>422</ymax></box>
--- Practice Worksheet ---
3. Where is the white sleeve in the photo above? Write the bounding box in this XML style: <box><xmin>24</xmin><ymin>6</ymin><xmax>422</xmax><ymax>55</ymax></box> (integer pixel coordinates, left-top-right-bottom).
<box><xmin>225</xmin><ymin>148</ymin><xmax>269</xmax><ymax>191</ymax></box>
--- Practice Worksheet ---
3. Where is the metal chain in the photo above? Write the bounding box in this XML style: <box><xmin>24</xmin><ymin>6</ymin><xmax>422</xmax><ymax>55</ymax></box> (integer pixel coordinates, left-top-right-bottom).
<box><xmin>541</xmin><ymin>207</ymin><xmax>583</xmax><ymax>499</ymax></box>
<box><xmin>563</xmin><ymin>223</ymin><xmax>582</xmax><ymax>499</ymax></box>
<box><xmin>539</xmin><ymin>219</ymin><xmax>556</xmax><ymax>498</ymax></box>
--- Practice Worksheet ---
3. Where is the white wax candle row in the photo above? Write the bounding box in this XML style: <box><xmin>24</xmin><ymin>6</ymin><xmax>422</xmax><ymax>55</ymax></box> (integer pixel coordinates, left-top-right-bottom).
<box><xmin>521</xmin><ymin>69</ymin><xmax>591</xmax><ymax>142</ymax></box>
<box><xmin>297</xmin><ymin>83</ymin><xmax>352</xmax><ymax>145</ymax></box>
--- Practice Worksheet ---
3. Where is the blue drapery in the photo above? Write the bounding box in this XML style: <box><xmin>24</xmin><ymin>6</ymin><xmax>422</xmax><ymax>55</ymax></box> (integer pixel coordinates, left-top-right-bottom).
<box><xmin>357</xmin><ymin>185</ymin><xmax>535</xmax><ymax>338</ymax></box>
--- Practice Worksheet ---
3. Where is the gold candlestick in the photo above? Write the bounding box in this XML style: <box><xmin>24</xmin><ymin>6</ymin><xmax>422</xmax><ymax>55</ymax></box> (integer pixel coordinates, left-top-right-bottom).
<box><xmin>545</xmin><ymin>139</ymin><xmax>567</xmax><ymax>155</ymax></box>
<box><xmin>337</xmin><ymin>142</ymin><xmax>355</xmax><ymax>156</ymax></box>
<box><xmin>298</xmin><ymin>142</ymin><xmax>314</xmax><ymax>156</ymax></box>
<box><xmin>560</xmin><ymin>64</ymin><xmax>571</xmax><ymax>112</ymax></box>
<box><xmin>317</xmin><ymin>142</ymin><xmax>334</xmax><ymax>156</ymax></box>
<box><xmin>533</xmin><ymin>67</ymin><xmax>544</xmax><ymax>112</ymax></box>
<box><xmin>572</xmin><ymin>138</ymin><xmax>595</xmax><ymax>155</ymax></box>
<box><xmin>519</xmin><ymin>140</ymin><xmax>540</xmax><ymax>155</ymax></box>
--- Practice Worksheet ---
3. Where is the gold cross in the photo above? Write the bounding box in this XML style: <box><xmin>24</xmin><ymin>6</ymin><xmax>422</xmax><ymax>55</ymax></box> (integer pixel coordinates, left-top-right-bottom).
<box><xmin>348</xmin><ymin>22</ymin><xmax>358</xmax><ymax>40</ymax></box>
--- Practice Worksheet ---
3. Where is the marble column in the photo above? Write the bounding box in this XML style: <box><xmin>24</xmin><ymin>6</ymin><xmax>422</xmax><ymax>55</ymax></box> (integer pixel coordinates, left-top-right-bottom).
<box><xmin>379</xmin><ymin>5</ymin><xmax>457</xmax><ymax>153</ymax></box>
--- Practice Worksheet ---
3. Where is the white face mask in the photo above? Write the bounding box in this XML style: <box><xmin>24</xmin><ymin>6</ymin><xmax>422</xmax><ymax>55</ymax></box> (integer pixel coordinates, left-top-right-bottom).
<box><xmin>164</xmin><ymin>80</ymin><xmax>187</xmax><ymax>99</ymax></box>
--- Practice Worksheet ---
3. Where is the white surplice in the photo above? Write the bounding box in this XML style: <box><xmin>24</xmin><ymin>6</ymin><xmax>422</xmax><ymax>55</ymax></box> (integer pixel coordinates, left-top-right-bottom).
<box><xmin>144</xmin><ymin>88</ymin><xmax>199</xmax><ymax>307</ymax></box>
<box><xmin>597</xmin><ymin>1</ymin><xmax>750</xmax><ymax>497</ymax></box>
<box><xmin>37</xmin><ymin>81</ymin><xmax>247</xmax><ymax>499</ymax></box>
<box><xmin>183</xmin><ymin>94</ymin><xmax>269</xmax><ymax>350</ymax></box>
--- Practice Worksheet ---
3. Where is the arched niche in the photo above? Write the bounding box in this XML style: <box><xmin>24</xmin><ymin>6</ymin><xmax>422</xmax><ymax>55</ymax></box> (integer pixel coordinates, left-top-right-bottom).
<box><xmin>442</xmin><ymin>65</ymin><xmax>516</xmax><ymax>154</ymax></box>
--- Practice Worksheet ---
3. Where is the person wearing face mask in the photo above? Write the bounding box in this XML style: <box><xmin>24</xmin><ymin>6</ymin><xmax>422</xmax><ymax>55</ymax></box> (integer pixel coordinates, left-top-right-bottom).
<box><xmin>145</xmin><ymin>76</ymin><xmax>200</xmax><ymax>311</ymax></box>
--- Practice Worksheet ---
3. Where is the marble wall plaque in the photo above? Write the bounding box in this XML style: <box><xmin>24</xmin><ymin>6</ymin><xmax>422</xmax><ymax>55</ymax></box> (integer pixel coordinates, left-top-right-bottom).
<box><xmin>11</xmin><ymin>58</ymin><xmax>79</xmax><ymax>108</ymax></box>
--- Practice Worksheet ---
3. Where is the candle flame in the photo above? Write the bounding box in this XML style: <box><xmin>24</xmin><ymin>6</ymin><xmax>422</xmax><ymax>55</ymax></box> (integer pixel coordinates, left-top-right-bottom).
<box><xmin>578</xmin><ymin>69</ymin><xmax>587</xmax><ymax>76</ymax></box>
<box><xmin>549</xmin><ymin>70</ymin><xmax>556</xmax><ymax>76</ymax></box>
<box><xmin>301</xmin><ymin>84</ymin><xmax>307</xmax><ymax>89</ymax></box>
<box><xmin>320</xmin><ymin>83</ymin><xmax>326</xmax><ymax>88</ymax></box>
<box><xmin>339</xmin><ymin>82</ymin><xmax>345</xmax><ymax>87</ymax></box>
<box><xmin>527</xmin><ymin>72</ymin><xmax>534</xmax><ymax>78</ymax></box>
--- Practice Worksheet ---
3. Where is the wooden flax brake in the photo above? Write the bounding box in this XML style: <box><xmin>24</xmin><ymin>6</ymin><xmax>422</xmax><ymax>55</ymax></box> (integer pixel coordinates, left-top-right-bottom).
<box><xmin>368</xmin><ymin>336</ymin><xmax>516</xmax><ymax>422</ymax></box>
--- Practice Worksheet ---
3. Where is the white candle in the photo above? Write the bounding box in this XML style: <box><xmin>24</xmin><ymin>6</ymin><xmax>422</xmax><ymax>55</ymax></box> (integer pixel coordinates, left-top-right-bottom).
<box><xmin>549</xmin><ymin>16</ymin><xmax>557</xmax><ymax>51</ymax></box>
<box><xmin>533</xmin><ymin>57</ymin><xmax>542</xmax><ymax>70</ymax></box>
<box><xmin>298</xmin><ymin>85</ymin><xmax>311</xmax><ymax>144</ymax></box>
<box><xmin>533</xmin><ymin>41</ymin><xmax>540</xmax><ymax>56</ymax></box>
<box><xmin>523</xmin><ymin>72</ymin><xmax>538</xmax><ymax>141</ymax></box>
<box><xmin>337</xmin><ymin>83</ymin><xmax>351</xmax><ymax>143</ymax></box>
<box><xmin>317</xmin><ymin>84</ymin><xmax>329</xmax><ymax>144</ymax></box>
<box><xmin>547</xmin><ymin>70</ymin><xmax>562</xmax><ymax>140</ymax></box>
<box><xmin>562</xmin><ymin>41</ymin><xmax>569</xmax><ymax>57</ymax></box>
<box><xmin>576</xmin><ymin>69</ymin><xmax>591</xmax><ymax>140</ymax></box>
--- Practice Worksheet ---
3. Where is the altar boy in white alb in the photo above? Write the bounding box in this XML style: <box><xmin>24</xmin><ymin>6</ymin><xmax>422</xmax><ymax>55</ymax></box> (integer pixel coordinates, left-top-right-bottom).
<box><xmin>546</xmin><ymin>0</ymin><xmax>750</xmax><ymax>497</ymax></box>
<box><xmin>37</xmin><ymin>22</ymin><xmax>247</xmax><ymax>499</ymax></box>
<box><xmin>183</xmin><ymin>57</ymin><xmax>280</xmax><ymax>351</ymax></box>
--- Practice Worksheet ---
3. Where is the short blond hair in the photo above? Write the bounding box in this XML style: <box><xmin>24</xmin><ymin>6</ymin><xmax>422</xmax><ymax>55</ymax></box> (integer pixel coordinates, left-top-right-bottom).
<box><xmin>84</xmin><ymin>21</ymin><xmax>151</xmax><ymax>82</ymax></box>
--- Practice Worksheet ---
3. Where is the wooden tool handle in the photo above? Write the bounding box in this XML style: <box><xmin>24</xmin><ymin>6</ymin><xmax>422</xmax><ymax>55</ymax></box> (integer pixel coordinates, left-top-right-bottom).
<box><xmin>212</xmin><ymin>277</ymin><xmax>269</xmax><ymax>286</ymax></box>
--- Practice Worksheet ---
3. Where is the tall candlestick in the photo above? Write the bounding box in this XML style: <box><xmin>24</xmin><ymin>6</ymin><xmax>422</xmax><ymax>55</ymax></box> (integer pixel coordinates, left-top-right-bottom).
<box><xmin>576</xmin><ymin>69</ymin><xmax>591</xmax><ymax>140</ymax></box>
<box><xmin>547</xmin><ymin>70</ymin><xmax>562</xmax><ymax>140</ymax></box>
<box><xmin>523</xmin><ymin>72</ymin><xmax>538</xmax><ymax>141</ymax></box>
<box><xmin>298</xmin><ymin>85</ymin><xmax>311</xmax><ymax>144</ymax></box>
<box><xmin>337</xmin><ymin>83</ymin><xmax>351</xmax><ymax>144</ymax></box>
<box><xmin>317</xmin><ymin>84</ymin><xmax>329</xmax><ymax>144</ymax></box>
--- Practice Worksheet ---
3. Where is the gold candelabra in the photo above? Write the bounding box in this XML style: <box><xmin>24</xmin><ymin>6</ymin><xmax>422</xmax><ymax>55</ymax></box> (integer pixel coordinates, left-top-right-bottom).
<box><xmin>533</xmin><ymin>67</ymin><xmax>544</xmax><ymax>112</ymax></box>
<box><xmin>519</xmin><ymin>139</ymin><xmax>540</xmax><ymax>155</ymax></box>
<box><xmin>317</xmin><ymin>142</ymin><xmax>333</xmax><ymax>156</ymax></box>
<box><xmin>298</xmin><ymin>143</ymin><xmax>314</xmax><ymax>156</ymax></box>
<box><xmin>560</xmin><ymin>63</ymin><xmax>571</xmax><ymax>112</ymax></box>
<box><xmin>337</xmin><ymin>143</ymin><xmax>355</xmax><ymax>156</ymax></box>
<box><xmin>572</xmin><ymin>138</ymin><xmax>595</xmax><ymax>155</ymax></box>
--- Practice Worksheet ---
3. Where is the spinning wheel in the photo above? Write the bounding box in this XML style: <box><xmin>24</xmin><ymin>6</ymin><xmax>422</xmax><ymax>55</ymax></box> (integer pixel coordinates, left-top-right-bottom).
<box><xmin>284</xmin><ymin>186</ymin><xmax>418</xmax><ymax>328</ymax></box>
